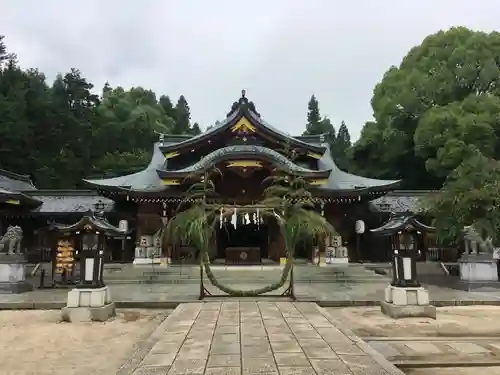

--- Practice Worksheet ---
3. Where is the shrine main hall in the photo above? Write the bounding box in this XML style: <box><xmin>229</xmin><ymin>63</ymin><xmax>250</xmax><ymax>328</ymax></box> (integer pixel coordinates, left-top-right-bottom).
<box><xmin>0</xmin><ymin>92</ymin><xmax>431</xmax><ymax>264</ymax></box>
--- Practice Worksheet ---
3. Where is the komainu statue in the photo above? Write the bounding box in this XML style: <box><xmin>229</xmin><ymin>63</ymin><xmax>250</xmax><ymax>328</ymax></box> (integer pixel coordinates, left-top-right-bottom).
<box><xmin>463</xmin><ymin>225</ymin><xmax>494</xmax><ymax>255</ymax></box>
<box><xmin>0</xmin><ymin>225</ymin><xmax>23</xmax><ymax>255</ymax></box>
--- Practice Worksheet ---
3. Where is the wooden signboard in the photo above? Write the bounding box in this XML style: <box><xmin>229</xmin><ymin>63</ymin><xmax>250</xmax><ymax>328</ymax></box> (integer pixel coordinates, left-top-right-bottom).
<box><xmin>55</xmin><ymin>239</ymin><xmax>75</xmax><ymax>274</ymax></box>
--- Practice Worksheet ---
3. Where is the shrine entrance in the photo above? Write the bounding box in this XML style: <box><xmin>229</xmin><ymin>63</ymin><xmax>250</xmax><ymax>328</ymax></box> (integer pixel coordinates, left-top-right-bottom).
<box><xmin>216</xmin><ymin>218</ymin><xmax>269</xmax><ymax>264</ymax></box>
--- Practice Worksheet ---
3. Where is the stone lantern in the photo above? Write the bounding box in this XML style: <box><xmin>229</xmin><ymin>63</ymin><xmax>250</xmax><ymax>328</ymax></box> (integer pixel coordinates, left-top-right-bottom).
<box><xmin>371</xmin><ymin>214</ymin><xmax>436</xmax><ymax>319</ymax></box>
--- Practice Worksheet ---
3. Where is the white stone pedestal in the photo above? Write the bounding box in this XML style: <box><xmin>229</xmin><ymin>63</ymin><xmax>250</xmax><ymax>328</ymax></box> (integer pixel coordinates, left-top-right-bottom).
<box><xmin>133</xmin><ymin>246</ymin><xmax>162</xmax><ymax>265</ymax></box>
<box><xmin>459</xmin><ymin>255</ymin><xmax>498</xmax><ymax>282</ymax></box>
<box><xmin>61</xmin><ymin>286</ymin><xmax>115</xmax><ymax>322</ymax></box>
<box><xmin>321</xmin><ymin>247</ymin><xmax>349</xmax><ymax>267</ymax></box>
<box><xmin>381</xmin><ymin>285</ymin><xmax>436</xmax><ymax>319</ymax></box>
<box><xmin>0</xmin><ymin>255</ymin><xmax>33</xmax><ymax>294</ymax></box>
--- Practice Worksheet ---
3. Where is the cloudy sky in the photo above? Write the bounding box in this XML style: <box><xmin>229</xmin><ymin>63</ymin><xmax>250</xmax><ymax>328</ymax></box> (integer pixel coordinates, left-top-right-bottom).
<box><xmin>1</xmin><ymin>0</ymin><xmax>500</xmax><ymax>140</ymax></box>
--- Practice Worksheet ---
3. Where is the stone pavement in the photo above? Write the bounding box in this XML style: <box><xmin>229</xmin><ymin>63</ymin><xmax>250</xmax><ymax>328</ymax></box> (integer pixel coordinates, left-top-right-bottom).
<box><xmin>3</xmin><ymin>281</ymin><xmax>500</xmax><ymax>308</ymax></box>
<box><xmin>119</xmin><ymin>301</ymin><xmax>403</xmax><ymax>375</ymax></box>
<box><xmin>367</xmin><ymin>337</ymin><xmax>500</xmax><ymax>367</ymax></box>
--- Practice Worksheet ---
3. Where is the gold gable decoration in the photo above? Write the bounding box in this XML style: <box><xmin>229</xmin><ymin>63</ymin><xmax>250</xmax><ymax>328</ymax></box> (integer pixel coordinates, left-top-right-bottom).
<box><xmin>230</xmin><ymin>117</ymin><xmax>257</xmax><ymax>133</ymax></box>
<box><xmin>309</xmin><ymin>179</ymin><xmax>329</xmax><ymax>185</ymax></box>
<box><xmin>307</xmin><ymin>152</ymin><xmax>322</xmax><ymax>159</ymax></box>
<box><xmin>164</xmin><ymin>151</ymin><xmax>180</xmax><ymax>159</ymax></box>
<box><xmin>5</xmin><ymin>199</ymin><xmax>20</xmax><ymax>205</ymax></box>
<box><xmin>226</xmin><ymin>161</ymin><xmax>263</xmax><ymax>168</ymax></box>
<box><xmin>163</xmin><ymin>179</ymin><xmax>181</xmax><ymax>185</ymax></box>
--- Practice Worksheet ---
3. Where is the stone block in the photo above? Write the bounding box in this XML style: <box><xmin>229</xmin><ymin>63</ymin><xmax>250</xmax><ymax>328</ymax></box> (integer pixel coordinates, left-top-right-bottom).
<box><xmin>385</xmin><ymin>285</ymin><xmax>430</xmax><ymax>306</ymax></box>
<box><xmin>0</xmin><ymin>259</ymin><xmax>33</xmax><ymax>294</ymax></box>
<box><xmin>66</xmin><ymin>286</ymin><xmax>112</xmax><ymax>308</ymax></box>
<box><xmin>61</xmin><ymin>302</ymin><xmax>116</xmax><ymax>322</ymax></box>
<box><xmin>381</xmin><ymin>301</ymin><xmax>436</xmax><ymax>319</ymax></box>
<box><xmin>459</xmin><ymin>259</ymin><xmax>498</xmax><ymax>282</ymax></box>
<box><xmin>382</xmin><ymin>285</ymin><xmax>436</xmax><ymax>319</ymax></box>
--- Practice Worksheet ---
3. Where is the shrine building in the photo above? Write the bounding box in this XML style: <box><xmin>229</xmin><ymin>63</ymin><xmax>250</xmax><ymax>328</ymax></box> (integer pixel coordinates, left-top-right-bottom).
<box><xmin>82</xmin><ymin>91</ymin><xmax>401</xmax><ymax>264</ymax></box>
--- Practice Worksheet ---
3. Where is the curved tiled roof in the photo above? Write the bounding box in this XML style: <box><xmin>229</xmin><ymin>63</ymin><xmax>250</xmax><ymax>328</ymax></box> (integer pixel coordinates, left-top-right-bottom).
<box><xmin>159</xmin><ymin>145</ymin><xmax>330</xmax><ymax>175</ymax></box>
<box><xmin>317</xmin><ymin>144</ymin><xmax>400</xmax><ymax>191</ymax></box>
<box><xmin>83</xmin><ymin>143</ymin><xmax>166</xmax><ymax>192</ymax></box>
<box><xmin>50</xmin><ymin>213</ymin><xmax>127</xmax><ymax>236</ymax></box>
<box><xmin>370</xmin><ymin>214</ymin><xmax>435</xmax><ymax>236</ymax></box>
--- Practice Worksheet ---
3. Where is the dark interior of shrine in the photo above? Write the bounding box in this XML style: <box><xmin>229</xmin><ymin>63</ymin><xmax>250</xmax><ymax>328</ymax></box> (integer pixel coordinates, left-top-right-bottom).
<box><xmin>216</xmin><ymin>223</ymin><xmax>269</xmax><ymax>259</ymax></box>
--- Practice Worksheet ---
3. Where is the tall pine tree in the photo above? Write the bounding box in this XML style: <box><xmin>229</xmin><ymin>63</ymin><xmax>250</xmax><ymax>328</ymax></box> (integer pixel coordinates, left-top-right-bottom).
<box><xmin>173</xmin><ymin>95</ymin><xmax>191</xmax><ymax>134</ymax></box>
<box><xmin>331</xmin><ymin>121</ymin><xmax>352</xmax><ymax>171</ymax></box>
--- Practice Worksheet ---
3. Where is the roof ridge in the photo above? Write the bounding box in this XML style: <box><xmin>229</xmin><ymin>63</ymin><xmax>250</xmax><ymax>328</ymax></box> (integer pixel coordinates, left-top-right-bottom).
<box><xmin>0</xmin><ymin>169</ymin><xmax>35</xmax><ymax>186</ymax></box>
<box><xmin>23</xmin><ymin>189</ymin><xmax>103</xmax><ymax>196</ymax></box>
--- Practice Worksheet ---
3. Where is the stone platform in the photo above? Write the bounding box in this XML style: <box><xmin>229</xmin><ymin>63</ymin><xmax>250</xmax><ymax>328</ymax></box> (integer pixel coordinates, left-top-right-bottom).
<box><xmin>122</xmin><ymin>301</ymin><xmax>403</xmax><ymax>375</ymax></box>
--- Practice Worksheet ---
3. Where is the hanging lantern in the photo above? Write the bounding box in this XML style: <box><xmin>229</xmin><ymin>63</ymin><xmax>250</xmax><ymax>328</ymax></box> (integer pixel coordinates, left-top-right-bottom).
<box><xmin>118</xmin><ymin>220</ymin><xmax>128</xmax><ymax>233</ymax></box>
<box><xmin>355</xmin><ymin>220</ymin><xmax>365</xmax><ymax>234</ymax></box>
<box><xmin>231</xmin><ymin>208</ymin><xmax>237</xmax><ymax>228</ymax></box>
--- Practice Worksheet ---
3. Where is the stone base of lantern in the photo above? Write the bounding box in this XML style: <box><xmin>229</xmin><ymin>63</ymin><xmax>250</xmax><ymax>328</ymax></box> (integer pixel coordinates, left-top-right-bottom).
<box><xmin>0</xmin><ymin>255</ymin><xmax>33</xmax><ymax>294</ymax></box>
<box><xmin>458</xmin><ymin>254</ymin><xmax>498</xmax><ymax>282</ymax></box>
<box><xmin>321</xmin><ymin>247</ymin><xmax>349</xmax><ymax>267</ymax></box>
<box><xmin>62</xmin><ymin>286</ymin><xmax>115</xmax><ymax>322</ymax></box>
<box><xmin>133</xmin><ymin>257</ymin><xmax>162</xmax><ymax>265</ymax></box>
<box><xmin>381</xmin><ymin>285</ymin><xmax>436</xmax><ymax>319</ymax></box>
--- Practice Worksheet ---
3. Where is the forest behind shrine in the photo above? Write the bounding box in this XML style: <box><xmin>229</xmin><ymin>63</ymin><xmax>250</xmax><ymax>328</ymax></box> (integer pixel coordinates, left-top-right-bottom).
<box><xmin>3</xmin><ymin>27</ymin><xmax>500</xmax><ymax>243</ymax></box>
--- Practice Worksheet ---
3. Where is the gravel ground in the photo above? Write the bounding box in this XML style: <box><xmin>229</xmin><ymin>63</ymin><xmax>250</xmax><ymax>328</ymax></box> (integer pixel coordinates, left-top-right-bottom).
<box><xmin>326</xmin><ymin>305</ymin><xmax>500</xmax><ymax>337</ymax></box>
<box><xmin>0</xmin><ymin>309</ymin><xmax>169</xmax><ymax>375</ymax></box>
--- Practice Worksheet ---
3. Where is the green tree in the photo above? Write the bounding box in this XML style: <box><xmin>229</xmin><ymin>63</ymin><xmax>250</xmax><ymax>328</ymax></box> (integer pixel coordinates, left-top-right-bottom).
<box><xmin>91</xmin><ymin>149</ymin><xmax>151</xmax><ymax>177</ymax></box>
<box><xmin>191</xmin><ymin>122</ymin><xmax>201</xmax><ymax>135</ymax></box>
<box><xmin>425</xmin><ymin>150</ymin><xmax>500</xmax><ymax>245</ymax></box>
<box><xmin>173</xmin><ymin>95</ymin><xmax>191</xmax><ymax>134</ymax></box>
<box><xmin>331</xmin><ymin>121</ymin><xmax>351</xmax><ymax>170</ymax></box>
<box><xmin>350</xmin><ymin>27</ymin><xmax>500</xmax><ymax>189</ymax></box>
<box><xmin>306</xmin><ymin>95</ymin><xmax>321</xmax><ymax>131</ymax></box>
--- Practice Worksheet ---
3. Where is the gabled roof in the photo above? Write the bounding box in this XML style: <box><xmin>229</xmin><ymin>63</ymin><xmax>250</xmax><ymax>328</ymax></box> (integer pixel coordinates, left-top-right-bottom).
<box><xmin>0</xmin><ymin>169</ymin><xmax>40</xmax><ymax>206</ymax></box>
<box><xmin>370</xmin><ymin>191</ymin><xmax>435</xmax><ymax>213</ymax></box>
<box><xmin>0</xmin><ymin>169</ymin><xmax>37</xmax><ymax>191</ymax></box>
<box><xmin>23</xmin><ymin>190</ymin><xmax>114</xmax><ymax>214</ymax></box>
<box><xmin>82</xmin><ymin>92</ymin><xmax>400</xmax><ymax>196</ymax></box>
<box><xmin>370</xmin><ymin>214</ymin><xmax>435</xmax><ymax>236</ymax></box>
<box><xmin>158</xmin><ymin>92</ymin><xmax>327</xmax><ymax>154</ymax></box>
<box><xmin>49</xmin><ymin>212</ymin><xmax>127</xmax><ymax>236</ymax></box>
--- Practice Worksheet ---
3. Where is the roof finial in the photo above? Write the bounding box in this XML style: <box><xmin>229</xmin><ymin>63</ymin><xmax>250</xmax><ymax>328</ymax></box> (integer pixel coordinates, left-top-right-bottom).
<box><xmin>241</xmin><ymin>89</ymin><xmax>246</xmax><ymax>98</ymax></box>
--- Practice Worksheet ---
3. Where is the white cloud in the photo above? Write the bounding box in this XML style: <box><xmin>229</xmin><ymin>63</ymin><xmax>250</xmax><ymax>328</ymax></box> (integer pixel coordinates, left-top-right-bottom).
<box><xmin>1</xmin><ymin>0</ymin><xmax>500</xmax><ymax>139</ymax></box>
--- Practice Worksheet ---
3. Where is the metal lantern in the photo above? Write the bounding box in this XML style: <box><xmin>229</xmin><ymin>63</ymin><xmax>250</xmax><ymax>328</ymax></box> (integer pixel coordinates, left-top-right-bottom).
<box><xmin>77</xmin><ymin>232</ymin><xmax>104</xmax><ymax>288</ymax></box>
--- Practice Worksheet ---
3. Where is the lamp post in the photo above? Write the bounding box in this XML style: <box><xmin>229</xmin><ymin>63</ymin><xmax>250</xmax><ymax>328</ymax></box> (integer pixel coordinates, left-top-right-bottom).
<box><xmin>355</xmin><ymin>220</ymin><xmax>365</xmax><ymax>262</ymax></box>
<box><xmin>391</xmin><ymin>231</ymin><xmax>420</xmax><ymax>288</ymax></box>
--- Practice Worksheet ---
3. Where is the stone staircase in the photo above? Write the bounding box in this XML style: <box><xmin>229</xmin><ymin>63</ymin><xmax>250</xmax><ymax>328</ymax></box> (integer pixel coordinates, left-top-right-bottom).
<box><xmin>101</xmin><ymin>263</ymin><xmax>390</xmax><ymax>285</ymax></box>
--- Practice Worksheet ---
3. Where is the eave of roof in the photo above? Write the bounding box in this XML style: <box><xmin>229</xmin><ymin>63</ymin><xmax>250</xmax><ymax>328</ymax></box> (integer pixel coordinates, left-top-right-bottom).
<box><xmin>370</xmin><ymin>214</ymin><xmax>435</xmax><ymax>236</ymax></box>
<box><xmin>49</xmin><ymin>213</ymin><xmax>127</xmax><ymax>235</ymax></box>
<box><xmin>0</xmin><ymin>169</ymin><xmax>37</xmax><ymax>192</ymax></box>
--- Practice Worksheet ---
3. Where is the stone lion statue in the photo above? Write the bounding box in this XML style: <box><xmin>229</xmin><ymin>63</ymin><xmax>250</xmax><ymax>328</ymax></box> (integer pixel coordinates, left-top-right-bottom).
<box><xmin>463</xmin><ymin>225</ymin><xmax>494</xmax><ymax>255</ymax></box>
<box><xmin>0</xmin><ymin>225</ymin><xmax>23</xmax><ymax>255</ymax></box>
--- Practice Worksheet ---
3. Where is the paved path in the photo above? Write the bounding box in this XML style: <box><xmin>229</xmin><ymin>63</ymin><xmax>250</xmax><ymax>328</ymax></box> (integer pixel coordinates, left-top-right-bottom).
<box><xmin>119</xmin><ymin>301</ymin><xmax>403</xmax><ymax>375</ymax></box>
<box><xmin>367</xmin><ymin>337</ymin><xmax>500</xmax><ymax>367</ymax></box>
<box><xmin>3</xmin><ymin>281</ymin><xmax>500</xmax><ymax>307</ymax></box>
